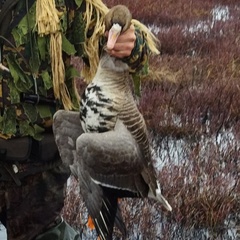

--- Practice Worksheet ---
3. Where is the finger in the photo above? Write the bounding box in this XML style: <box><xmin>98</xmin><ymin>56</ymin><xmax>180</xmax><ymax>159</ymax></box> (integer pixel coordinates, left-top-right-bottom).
<box><xmin>109</xmin><ymin>49</ymin><xmax>132</xmax><ymax>58</ymax></box>
<box><xmin>109</xmin><ymin>42</ymin><xmax>134</xmax><ymax>58</ymax></box>
<box><xmin>113</xmin><ymin>41</ymin><xmax>135</xmax><ymax>52</ymax></box>
<box><xmin>116</xmin><ymin>26</ymin><xmax>136</xmax><ymax>43</ymax></box>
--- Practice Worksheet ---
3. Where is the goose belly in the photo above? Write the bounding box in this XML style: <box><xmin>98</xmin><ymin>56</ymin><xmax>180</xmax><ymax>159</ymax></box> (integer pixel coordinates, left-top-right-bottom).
<box><xmin>80</xmin><ymin>84</ymin><xmax>118</xmax><ymax>133</ymax></box>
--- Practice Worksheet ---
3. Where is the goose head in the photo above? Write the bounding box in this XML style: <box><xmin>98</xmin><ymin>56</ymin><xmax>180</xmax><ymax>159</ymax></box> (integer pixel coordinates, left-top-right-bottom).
<box><xmin>105</xmin><ymin>5</ymin><xmax>132</xmax><ymax>49</ymax></box>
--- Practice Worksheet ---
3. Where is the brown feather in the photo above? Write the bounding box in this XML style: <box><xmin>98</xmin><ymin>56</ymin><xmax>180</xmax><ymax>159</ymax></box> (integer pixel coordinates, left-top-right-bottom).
<box><xmin>105</xmin><ymin>5</ymin><xmax>132</xmax><ymax>32</ymax></box>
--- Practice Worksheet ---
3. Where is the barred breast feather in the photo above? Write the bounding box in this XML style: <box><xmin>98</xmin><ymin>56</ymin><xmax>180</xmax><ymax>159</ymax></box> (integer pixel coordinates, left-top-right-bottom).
<box><xmin>80</xmin><ymin>83</ymin><xmax>118</xmax><ymax>133</ymax></box>
<box><xmin>80</xmin><ymin>54</ymin><xmax>128</xmax><ymax>133</ymax></box>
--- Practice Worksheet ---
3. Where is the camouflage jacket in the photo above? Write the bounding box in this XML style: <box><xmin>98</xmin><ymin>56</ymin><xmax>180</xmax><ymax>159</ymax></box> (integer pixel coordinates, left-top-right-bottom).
<box><xmin>0</xmin><ymin>0</ymin><xmax>149</xmax><ymax>140</ymax></box>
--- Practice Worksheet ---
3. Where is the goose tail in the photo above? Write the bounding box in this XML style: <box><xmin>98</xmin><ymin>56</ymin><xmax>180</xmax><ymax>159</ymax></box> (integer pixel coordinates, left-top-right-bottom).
<box><xmin>93</xmin><ymin>187</ymin><xmax>126</xmax><ymax>240</ymax></box>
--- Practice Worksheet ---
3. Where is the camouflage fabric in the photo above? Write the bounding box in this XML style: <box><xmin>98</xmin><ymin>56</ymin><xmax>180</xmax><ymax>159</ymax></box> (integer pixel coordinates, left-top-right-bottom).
<box><xmin>0</xmin><ymin>0</ymin><xmax>79</xmax><ymax>140</ymax></box>
<box><xmin>0</xmin><ymin>0</ymin><xmax>149</xmax><ymax>140</ymax></box>
<box><xmin>0</xmin><ymin>160</ymin><xmax>82</xmax><ymax>240</ymax></box>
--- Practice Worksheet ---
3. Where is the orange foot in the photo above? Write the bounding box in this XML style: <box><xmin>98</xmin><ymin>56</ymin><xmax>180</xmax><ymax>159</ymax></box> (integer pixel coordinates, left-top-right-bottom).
<box><xmin>87</xmin><ymin>215</ymin><xmax>95</xmax><ymax>230</ymax></box>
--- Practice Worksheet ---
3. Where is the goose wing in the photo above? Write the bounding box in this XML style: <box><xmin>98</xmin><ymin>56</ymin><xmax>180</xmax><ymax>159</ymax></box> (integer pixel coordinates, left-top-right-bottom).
<box><xmin>118</xmin><ymin>86</ymin><xmax>159</xmax><ymax>194</ymax></box>
<box><xmin>53</xmin><ymin>110</ymin><xmax>84</xmax><ymax>166</ymax></box>
<box><xmin>76</xmin><ymin>119</ymin><xmax>149</xmax><ymax>196</ymax></box>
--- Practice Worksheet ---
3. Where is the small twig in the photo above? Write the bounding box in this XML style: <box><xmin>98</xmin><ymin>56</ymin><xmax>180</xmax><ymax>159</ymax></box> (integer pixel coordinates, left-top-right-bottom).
<box><xmin>0</xmin><ymin>63</ymin><xmax>9</xmax><ymax>72</ymax></box>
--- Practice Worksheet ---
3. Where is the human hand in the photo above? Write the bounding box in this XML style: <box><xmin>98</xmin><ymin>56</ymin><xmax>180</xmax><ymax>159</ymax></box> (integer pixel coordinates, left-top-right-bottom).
<box><xmin>105</xmin><ymin>24</ymin><xmax>136</xmax><ymax>58</ymax></box>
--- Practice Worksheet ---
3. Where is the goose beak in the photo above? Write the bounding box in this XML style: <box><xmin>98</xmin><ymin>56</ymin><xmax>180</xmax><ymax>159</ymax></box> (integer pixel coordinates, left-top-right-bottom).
<box><xmin>107</xmin><ymin>23</ymin><xmax>122</xmax><ymax>50</ymax></box>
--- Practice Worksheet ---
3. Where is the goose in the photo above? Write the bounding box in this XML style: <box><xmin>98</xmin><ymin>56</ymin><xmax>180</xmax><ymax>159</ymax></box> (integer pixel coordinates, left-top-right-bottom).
<box><xmin>53</xmin><ymin>5</ymin><xmax>172</xmax><ymax>240</ymax></box>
